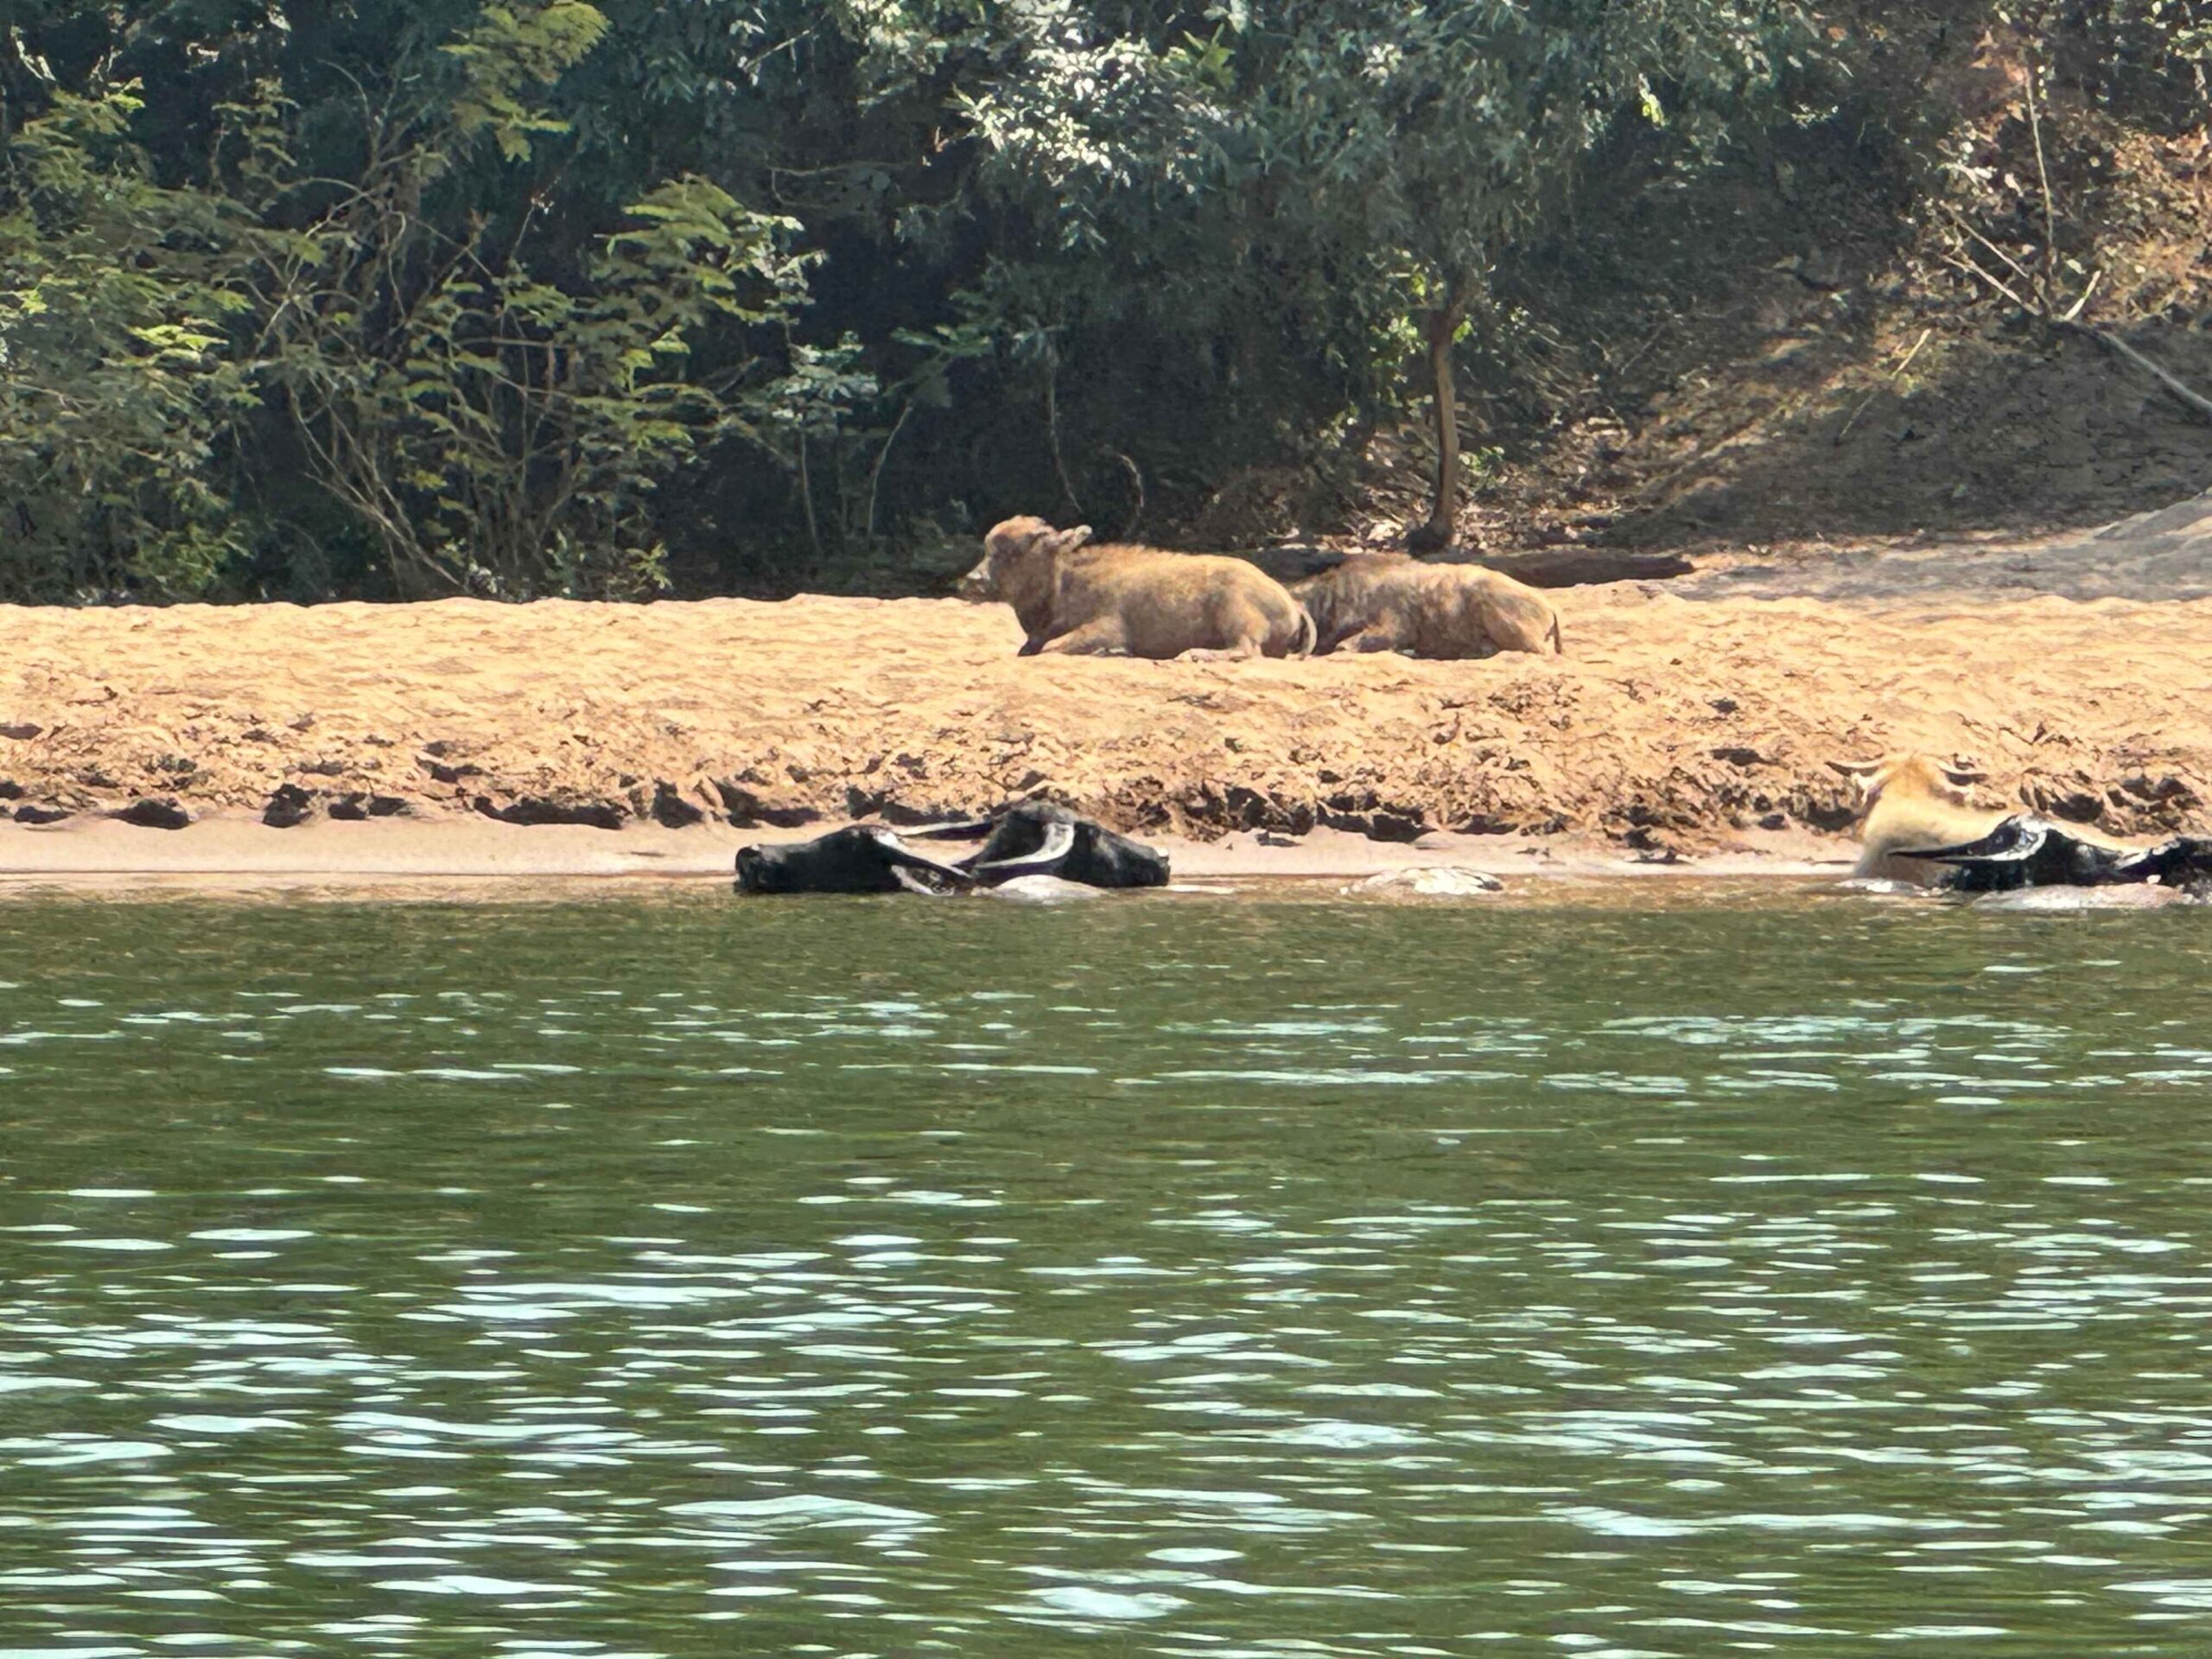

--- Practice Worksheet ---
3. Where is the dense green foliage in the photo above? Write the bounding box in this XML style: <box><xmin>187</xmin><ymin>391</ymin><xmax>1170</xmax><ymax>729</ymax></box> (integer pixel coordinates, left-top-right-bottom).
<box><xmin>0</xmin><ymin>1</ymin><xmax>2181</xmax><ymax>602</ymax></box>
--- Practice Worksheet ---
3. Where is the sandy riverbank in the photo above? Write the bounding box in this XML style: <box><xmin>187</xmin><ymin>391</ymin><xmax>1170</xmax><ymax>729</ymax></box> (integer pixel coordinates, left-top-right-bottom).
<box><xmin>0</xmin><ymin>813</ymin><xmax>1846</xmax><ymax>885</ymax></box>
<box><xmin>3</xmin><ymin>580</ymin><xmax>2209</xmax><ymax>879</ymax></box>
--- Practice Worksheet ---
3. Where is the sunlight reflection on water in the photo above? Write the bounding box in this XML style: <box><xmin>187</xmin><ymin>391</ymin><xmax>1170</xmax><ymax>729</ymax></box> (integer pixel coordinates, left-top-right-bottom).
<box><xmin>0</xmin><ymin>891</ymin><xmax>2208</xmax><ymax>1655</ymax></box>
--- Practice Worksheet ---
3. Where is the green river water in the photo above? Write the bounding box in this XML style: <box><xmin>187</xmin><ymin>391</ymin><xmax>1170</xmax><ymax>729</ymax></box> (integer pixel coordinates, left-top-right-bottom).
<box><xmin>2</xmin><ymin>882</ymin><xmax>2210</xmax><ymax>1657</ymax></box>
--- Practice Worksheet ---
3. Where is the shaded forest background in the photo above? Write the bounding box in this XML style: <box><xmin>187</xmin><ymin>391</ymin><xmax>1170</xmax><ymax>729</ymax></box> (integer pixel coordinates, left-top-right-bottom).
<box><xmin>3</xmin><ymin>0</ymin><xmax>2209</xmax><ymax>604</ymax></box>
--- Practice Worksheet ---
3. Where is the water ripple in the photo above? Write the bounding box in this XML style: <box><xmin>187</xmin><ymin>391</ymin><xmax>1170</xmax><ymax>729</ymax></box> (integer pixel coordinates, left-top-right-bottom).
<box><xmin>0</xmin><ymin>893</ymin><xmax>2208</xmax><ymax>1655</ymax></box>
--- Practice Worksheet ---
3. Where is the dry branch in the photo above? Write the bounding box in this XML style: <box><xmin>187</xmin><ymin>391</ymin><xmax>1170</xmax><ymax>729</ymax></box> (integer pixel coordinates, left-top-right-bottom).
<box><xmin>1835</xmin><ymin>327</ymin><xmax>1935</xmax><ymax>447</ymax></box>
<box><xmin>1946</xmin><ymin>251</ymin><xmax>2212</xmax><ymax>428</ymax></box>
<box><xmin>2058</xmin><ymin>319</ymin><xmax>2212</xmax><ymax>425</ymax></box>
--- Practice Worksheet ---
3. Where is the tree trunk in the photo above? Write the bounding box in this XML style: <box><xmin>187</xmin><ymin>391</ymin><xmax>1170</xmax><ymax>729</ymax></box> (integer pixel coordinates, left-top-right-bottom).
<box><xmin>1410</xmin><ymin>276</ymin><xmax>1469</xmax><ymax>556</ymax></box>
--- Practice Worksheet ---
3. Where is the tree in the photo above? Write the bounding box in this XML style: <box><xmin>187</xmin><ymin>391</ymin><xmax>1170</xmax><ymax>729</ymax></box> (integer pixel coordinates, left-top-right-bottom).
<box><xmin>0</xmin><ymin>0</ymin><xmax>1899</xmax><ymax>598</ymax></box>
<box><xmin>961</xmin><ymin>1</ymin><xmax>1815</xmax><ymax>552</ymax></box>
<box><xmin>235</xmin><ymin>3</ymin><xmax>815</xmax><ymax>597</ymax></box>
<box><xmin>0</xmin><ymin>81</ymin><xmax>254</xmax><ymax>600</ymax></box>
<box><xmin>1</xmin><ymin>1</ymin><xmax>819</xmax><ymax>600</ymax></box>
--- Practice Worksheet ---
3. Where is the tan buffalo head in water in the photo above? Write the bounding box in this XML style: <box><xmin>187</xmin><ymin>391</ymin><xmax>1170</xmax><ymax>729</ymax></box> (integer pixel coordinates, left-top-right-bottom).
<box><xmin>1828</xmin><ymin>753</ymin><xmax>1986</xmax><ymax>815</ymax></box>
<box><xmin>959</xmin><ymin>516</ymin><xmax>1093</xmax><ymax>606</ymax></box>
<box><xmin>1830</xmin><ymin>753</ymin><xmax>1999</xmax><ymax>885</ymax></box>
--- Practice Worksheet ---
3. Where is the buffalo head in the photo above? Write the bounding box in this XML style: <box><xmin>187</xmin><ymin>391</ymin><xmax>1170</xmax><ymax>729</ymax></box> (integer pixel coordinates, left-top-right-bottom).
<box><xmin>961</xmin><ymin>516</ymin><xmax>1094</xmax><ymax>611</ymax></box>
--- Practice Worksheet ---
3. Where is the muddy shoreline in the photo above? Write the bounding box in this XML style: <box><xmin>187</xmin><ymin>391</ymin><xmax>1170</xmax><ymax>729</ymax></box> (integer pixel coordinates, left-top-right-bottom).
<box><xmin>4</xmin><ymin>587</ymin><xmax>2210</xmax><ymax>879</ymax></box>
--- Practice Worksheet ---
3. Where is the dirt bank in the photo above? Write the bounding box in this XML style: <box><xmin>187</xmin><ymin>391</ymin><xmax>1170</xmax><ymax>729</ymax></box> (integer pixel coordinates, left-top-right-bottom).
<box><xmin>4</xmin><ymin>575</ymin><xmax>2209</xmax><ymax>875</ymax></box>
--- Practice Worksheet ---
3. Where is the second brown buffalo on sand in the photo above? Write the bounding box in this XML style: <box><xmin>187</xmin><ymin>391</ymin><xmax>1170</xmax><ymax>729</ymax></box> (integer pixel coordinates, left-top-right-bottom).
<box><xmin>1294</xmin><ymin>556</ymin><xmax>1563</xmax><ymax>658</ymax></box>
<box><xmin>964</xmin><ymin>516</ymin><xmax>1315</xmax><ymax>660</ymax></box>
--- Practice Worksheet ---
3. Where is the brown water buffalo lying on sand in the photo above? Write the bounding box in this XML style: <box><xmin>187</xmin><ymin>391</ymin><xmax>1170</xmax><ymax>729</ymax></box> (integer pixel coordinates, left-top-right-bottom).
<box><xmin>1292</xmin><ymin>556</ymin><xmax>1562</xmax><ymax>658</ymax></box>
<box><xmin>963</xmin><ymin>516</ymin><xmax>1314</xmax><ymax>660</ymax></box>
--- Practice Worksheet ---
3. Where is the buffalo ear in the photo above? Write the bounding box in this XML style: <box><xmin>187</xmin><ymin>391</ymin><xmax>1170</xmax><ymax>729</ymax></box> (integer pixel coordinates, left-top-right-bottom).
<box><xmin>1049</xmin><ymin>524</ymin><xmax>1094</xmax><ymax>556</ymax></box>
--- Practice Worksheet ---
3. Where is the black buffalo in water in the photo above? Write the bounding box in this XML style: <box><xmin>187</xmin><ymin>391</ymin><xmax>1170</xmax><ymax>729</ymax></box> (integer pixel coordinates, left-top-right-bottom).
<box><xmin>912</xmin><ymin>801</ymin><xmax>1171</xmax><ymax>889</ymax></box>
<box><xmin>1904</xmin><ymin>814</ymin><xmax>2212</xmax><ymax>894</ymax></box>
<box><xmin>736</xmin><ymin>804</ymin><xmax>1170</xmax><ymax>895</ymax></box>
<box><xmin>734</xmin><ymin>825</ymin><xmax>978</xmax><ymax>894</ymax></box>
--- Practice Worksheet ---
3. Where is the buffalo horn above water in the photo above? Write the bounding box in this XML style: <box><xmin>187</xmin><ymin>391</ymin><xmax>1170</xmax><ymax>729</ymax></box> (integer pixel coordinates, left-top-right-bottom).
<box><xmin>1903</xmin><ymin>814</ymin><xmax>2212</xmax><ymax>893</ymax></box>
<box><xmin>737</xmin><ymin>804</ymin><xmax>1172</xmax><ymax>894</ymax></box>
<box><xmin>734</xmin><ymin>825</ymin><xmax>979</xmax><ymax>894</ymax></box>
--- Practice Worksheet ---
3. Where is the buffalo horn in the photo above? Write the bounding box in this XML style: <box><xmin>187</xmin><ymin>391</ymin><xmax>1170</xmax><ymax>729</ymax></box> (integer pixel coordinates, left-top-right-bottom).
<box><xmin>1897</xmin><ymin>818</ymin><xmax>2047</xmax><ymax>865</ymax></box>
<box><xmin>867</xmin><ymin>826</ymin><xmax>979</xmax><ymax>887</ymax></box>
<box><xmin>969</xmin><ymin>818</ymin><xmax>1077</xmax><ymax>880</ymax></box>
<box><xmin>905</xmin><ymin>816</ymin><xmax>1000</xmax><ymax>842</ymax></box>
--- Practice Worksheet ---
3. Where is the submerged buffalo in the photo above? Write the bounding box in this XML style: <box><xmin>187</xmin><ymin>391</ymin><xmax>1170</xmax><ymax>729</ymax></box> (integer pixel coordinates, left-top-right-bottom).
<box><xmin>1903</xmin><ymin>814</ymin><xmax>2212</xmax><ymax>894</ymax></box>
<box><xmin>1832</xmin><ymin>753</ymin><xmax>2006</xmax><ymax>885</ymax></box>
<box><xmin>912</xmin><ymin>801</ymin><xmax>1171</xmax><ymax>888</ymax></box>
<box><xmin>736</xmin><ymin>804</ymin><xmax>1170</xmax><ymax>895</ymax></box>
<box><xmin>734</xmin><ymin>825</ymin><xmax>978</xmax><ymax>894</ymax></box>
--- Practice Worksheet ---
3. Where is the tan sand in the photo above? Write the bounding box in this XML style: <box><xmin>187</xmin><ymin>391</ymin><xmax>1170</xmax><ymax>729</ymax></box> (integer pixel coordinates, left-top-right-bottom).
<box><xmin>0</xmin><ymin>814</ymin><xmax>1840</xmax><ymax>886</ymax></box>
<box><xmin>3</xmin><ymin>583</ymin><xmax>2209</xmax><ymax>880</ymax></box>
